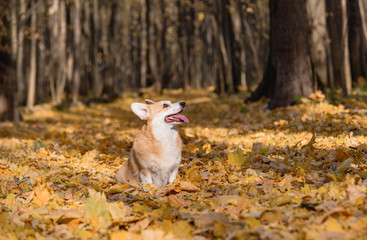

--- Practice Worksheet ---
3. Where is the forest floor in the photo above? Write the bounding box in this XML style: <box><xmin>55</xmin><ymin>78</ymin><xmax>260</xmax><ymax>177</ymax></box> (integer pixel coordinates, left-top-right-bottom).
<box><xmin>0</xmin><ymin>89</ymin><xmax>367</xmax><ymax>240</ymax></box>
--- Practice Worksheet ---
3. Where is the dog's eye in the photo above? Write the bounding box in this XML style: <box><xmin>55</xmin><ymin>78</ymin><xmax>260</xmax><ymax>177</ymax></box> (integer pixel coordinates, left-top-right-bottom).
<box><xmin>163</xmin><ymin>103</ymin><xmax>169</xmax><ymax>108</ymax></box>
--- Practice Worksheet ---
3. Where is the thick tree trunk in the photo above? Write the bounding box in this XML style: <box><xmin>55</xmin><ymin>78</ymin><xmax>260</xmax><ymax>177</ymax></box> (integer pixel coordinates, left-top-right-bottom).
<box><xmin>268</xmin><ymin>0</ymin><xmax>314</xmax><ymax>109</ymax></box>
<box><xmin>247</xmin><ymin>0</ymin><xmax>314</xmax><ymax>109</ymax></box>
<box><xmin>325</xmin><ymin>0</ymin><xmax>352</xmax><ymax>96</ymax></box>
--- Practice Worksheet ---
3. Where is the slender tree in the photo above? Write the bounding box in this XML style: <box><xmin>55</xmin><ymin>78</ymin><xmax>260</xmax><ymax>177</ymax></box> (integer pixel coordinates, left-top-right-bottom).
<box><xmin>347</xmin><ymin>0</ymin><xmax>367</xmax><ymax>81</ymax></box>
<box><xmin>92</xmin><ymin>0</ymin><xmax>102</xmax><ymax>97</ymax></box>
<box><xmin>72</xmin><ymin>0</ymin><xmax>81</xmax><ymax>105</ymax></box>
<box><xmin>325</xmin><ymin>0</ymin><xmax>352</xmax><ymax>96</ymax></box>
<box><xmin>27</xmin><ymin>0</ymin><xmax>37</xmax><ymax>109</ymax></box>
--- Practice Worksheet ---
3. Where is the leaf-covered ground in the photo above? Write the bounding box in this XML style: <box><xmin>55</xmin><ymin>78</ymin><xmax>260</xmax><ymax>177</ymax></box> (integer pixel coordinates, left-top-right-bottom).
<box><xmin>1</xmin><ymin>89</ymin><xmax>367</xmax><ymax>240</ymax></box>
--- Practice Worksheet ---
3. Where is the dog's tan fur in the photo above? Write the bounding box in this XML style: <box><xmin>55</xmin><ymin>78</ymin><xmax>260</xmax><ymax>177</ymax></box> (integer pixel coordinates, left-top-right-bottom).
<box><xmin>115</xmin><ymin>99</ymin><xmax>187</xmax><ymax>188</ymax></box>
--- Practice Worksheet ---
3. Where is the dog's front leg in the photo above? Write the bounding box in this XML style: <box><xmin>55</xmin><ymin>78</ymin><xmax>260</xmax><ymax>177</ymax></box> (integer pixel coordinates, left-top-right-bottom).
<box><xmin>168</xmin><ymin>167</ymin><xmax>178</xmax><ymax>184</ymax></box>
<box><xmin>140</xmin><ymin>169</ymin><xmax>153</xmax><ymax>184</ymax></box>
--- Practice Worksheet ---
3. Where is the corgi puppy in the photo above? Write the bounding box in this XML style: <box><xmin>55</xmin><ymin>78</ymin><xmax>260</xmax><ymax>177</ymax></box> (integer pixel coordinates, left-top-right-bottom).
<box><xmin>115</xmin><ymin>99</ymin><xmax>189</xmax><ymax>188</ymax></box>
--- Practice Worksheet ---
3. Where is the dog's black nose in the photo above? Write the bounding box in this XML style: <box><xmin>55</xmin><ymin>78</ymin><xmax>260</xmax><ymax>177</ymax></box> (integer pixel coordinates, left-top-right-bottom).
<box><xmin>180</xmin><ymin>102</ymin><xmax>186</xmax><ymax>108</ymax></box>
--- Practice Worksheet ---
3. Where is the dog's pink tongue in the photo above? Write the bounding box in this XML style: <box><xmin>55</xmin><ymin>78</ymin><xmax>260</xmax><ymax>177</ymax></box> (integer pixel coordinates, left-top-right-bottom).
<box><xmin>172</xmin><ymin>114</ymin><xmax>189</xmax><ymax>123</ymax></box>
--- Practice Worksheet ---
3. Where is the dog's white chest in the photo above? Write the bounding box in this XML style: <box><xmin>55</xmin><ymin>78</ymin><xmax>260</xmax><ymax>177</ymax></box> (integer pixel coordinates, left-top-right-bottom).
<box><xmin>152</xmin><ymin>125</ymin><xmax>182</xmax><ymax>167</ymax></box>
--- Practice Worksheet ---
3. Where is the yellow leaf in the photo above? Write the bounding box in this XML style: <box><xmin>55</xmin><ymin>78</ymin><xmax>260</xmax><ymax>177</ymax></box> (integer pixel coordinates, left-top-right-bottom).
<box><xmin>32</xmin><ymin>180</ymin><xmax>53</xmax><ymax>207</ymax></box>
<box><xmin>129</xmin><ymin>218</ymin><xmax>151</xmax><ymax>232</ymax></box>
<box><xmin>213</xmin><ymin>221</ymin><xmax>228</xmax><ymax>238</ymax></box>
<box><xmin>85</xmin><ymin>189</ymin><xmax>111</xmax><ymax>229</ymax></box>
<box><xmin>162</xmin><ymin>219</ymin><xmax>173</xmax><ymax>235</ymax></box>
<box><xmin>179</xmin><ymin>181</ymin><xmax>200</xmax><ymax>192</ymax></box>
<box><xmin>81</xmin><ymin>149</ymin><xmax>99</xmax><ymax>163</ymax></box>
<box><xmin>244</xmin><ymin>217</ymin><xmax>260</xmax><ymax>230</ymax></box>
<box><xmin>110</xmin><ymin>230</ymin><xmax>129</xmax><ymax>240</ymax></box>
<box><xmin>173</xmin><ymin>221</ymin><xmax>193</xmax><ymax>239</ymax></box>
<box><xmin>194</xmin><ymin>212</ymin><xmax>229</xmax><ymax>228</ymax></box>
<box><xmin>168</xmin><ymin>195</ymin><xmax>187</xmax><ymax>208</ymax></box>
<box><xmin>133</xmin><ymin>202</ymin><xmax>150</xmax><ymax>213</ymax></box>
<box><xmin>108</xmin><ymin>202</ymin><xmax>127</xmax><ymax>220</ymax></box>
<box><xmin>227</xmin><ymin>148</ymin><xmax>247</xmax><ymax>167</ymax></box>
<box><xmin>323</xmin><ymin>217</ymin><xmax>344</xmax><ymax>232</ymax></box>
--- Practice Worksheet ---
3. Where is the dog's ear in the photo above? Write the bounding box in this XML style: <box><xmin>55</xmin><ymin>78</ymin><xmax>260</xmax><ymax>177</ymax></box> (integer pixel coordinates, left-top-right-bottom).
<box><xmin>144</xmin><ymin>99</ymin><xmax>155</xmax><ymax>105</ymax></box>
<box><xmin>131</xmin><ymin>103</ymin><xmax>150</xmax><ymax>120</ymax></box>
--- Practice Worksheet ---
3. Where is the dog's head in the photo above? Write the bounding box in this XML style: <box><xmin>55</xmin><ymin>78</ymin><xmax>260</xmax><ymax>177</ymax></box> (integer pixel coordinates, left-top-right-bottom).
<box><xmin>131</xmin><ymin>99</ymin><xmax>189</xmax><ymax>125</ymax></box>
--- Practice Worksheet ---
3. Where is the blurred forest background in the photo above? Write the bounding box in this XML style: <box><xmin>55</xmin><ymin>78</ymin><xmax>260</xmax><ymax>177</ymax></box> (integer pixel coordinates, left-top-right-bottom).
<box><xmin>0</xmin><ymin>0</ymin><xmax>367</xmax><ymax>122</ymax></box>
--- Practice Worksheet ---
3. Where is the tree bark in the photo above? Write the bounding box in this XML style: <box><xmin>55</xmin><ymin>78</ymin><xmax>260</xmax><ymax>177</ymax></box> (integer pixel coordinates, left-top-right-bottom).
<box><xmin>0</xmin><ymin>1</ymin><xmax>14</xmax><ymax>121</ymax></box>
<box><xmin>214</xmin><ymin>0</ymin><xmax>234</xmax><ymax>94</ymax></box>
<box><xmin>268</xmin><ymin>0</ymin><xmax>314</xmax><ymax>109</ymax></box>
<box><xmin>27</xmin><ymin>0</ymin><xmax>37</xmax><ymax>109</ymax></box>
<box><xmin>247</xmin><ymin>0</ymin><xmax>314</xmax><ymax>109</ymax></box>
<box><xmin>177</xmin><ymin>0</ymin><xmax>194</xmax><ymax>90</ymax></box>
<box><xmin>10</xmin><ymin>0</ymin><xmax>19</xmax><ymax>123</ymax></box>
<box><xmin>17</xmin><ymin>0</ymin><xmax>26</xmax><ymax>106</ymax></box>
<box><xmin>72</xmin><ymin>0</ymin><xmax>81</xmax><ymax>105</ymax></box>
<box><xmin>56</xmin><ymin>0</ymin><xmax>67</xmax><ymax>104</ymax></box>
<box><xmin>307</xmin><ymin>0</ymin><xmax>330</xmax><ymax>86</ymax></box>
<box><xmin>325</xmin><ymin>0</ymin><xmax>352</xmax><ymax>96</ymax></box>
<box><xmin>347</xmin><ymin>0</ymin><xmax>367</xmax><ymax>81</ymax></box>
<box><xmin>92</xmin><ymin>0</ymin><xmax>102</xmax><ymax>97</ymax></box>
<box><xmin>149</xmin><ymin>0</ymin><xmax>166</xmax><ymax>92</ymax></box>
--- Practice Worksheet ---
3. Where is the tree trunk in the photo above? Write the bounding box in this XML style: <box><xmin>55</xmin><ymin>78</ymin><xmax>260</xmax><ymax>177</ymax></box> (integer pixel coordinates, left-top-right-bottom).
<box><xmin>347</xmin><ymin>0</ymin><xmax>367</xmax><ymax>81</ymax></box>
<box><xmin>56</xmin><ymin>0</ymin><xmax>67</xmax><ymax>104</ymax></box>
<box><xmin>10</xmin><ymin>0</ymin><xmax>19</xmax><ymax>123</ymax></box>
<box><xmin>214</xmin><ymin>0</ymin><xmax>234</xmax><ymax>94</ymax></box>
<box><xmin>149</xmin><ymin>0</ymin><xmax>166</xmax><ymax>92</ymax></box>
<box><xmin>307</xmin><ymin>0</ymin><xmax>331</xmax><ymax>86</ymax></box>
<box><xmin>1</xmin><ymin>1</ymin><xmax>14</xmax><ymax>121</ymax></box>
<box><xmin>247</xmin><ymin>0</ymin><xmax>314</xmax><ymax>109</ymax></box>
<box><xmin>49</xmin><ymin>0</ymin><xmax>58</xmax><ymax>103</ymax></box>
<box><xmin>145</xmin><ymin>0</ymin><xmax>153</xmax><ymax>87</ymax></box>
<box><xmin>268</xmin><ymin>0</ymin><xmax>314</xmax><ymax>109</ymax></box>
<box><xmin>92</xmin><ymin>0</ymin><xmax>102</xmax><ymax>97</ymax></box>
<box><xmin>72</xmin><ymin>0</ymin><xmax>81</xmax><ymax>105</ymax></box>
<box><xmin>246</xmin><ymin>0</ymin><xmax>275</xmax><ymax>102</ymax></box>
<box><xmin>17</xmin><ymin>0</ymin><xmax>26</xmax><ymax>106</ymax></box>
<box><xmin>359</xmin><ymin>0</ymin><xmax>367</xmax><ymax>42</ymax></box>
<box><xmin>27</xmin><ymin>0</ymin><xmax>37</xmax><ymax>109</ymax></box>
<box><xmin>229</xmin><ymin>0</ymin><xmax>247</xmax><ymax>89</ymax></box>
<box><xmin>325</xmin><ymin>0</ymin><xmax>352</xmax><ymax>96</ymax></box>
<box><xmin>177</xmin><ymin>0</ymin><xmax>194</xmax><ymax>90</ymax></box>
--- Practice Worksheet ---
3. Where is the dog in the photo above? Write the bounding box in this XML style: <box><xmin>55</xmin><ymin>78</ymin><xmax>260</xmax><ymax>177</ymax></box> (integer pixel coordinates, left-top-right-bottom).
<box><xmin>115</xmin><ymin>99</ymin><xmax>189</xmax><ymax>188</ymax></box>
